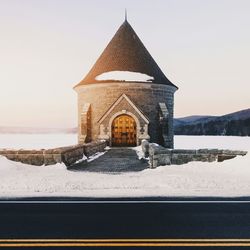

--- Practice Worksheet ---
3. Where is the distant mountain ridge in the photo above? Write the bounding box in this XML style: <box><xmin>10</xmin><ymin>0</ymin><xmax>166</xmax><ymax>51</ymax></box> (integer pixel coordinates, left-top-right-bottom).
<box><xmin>174</xmin><ymin>115</ymin><xmax>216</xmax><ymax>127</ymax></box>
<box><xmin>174</xmin><ymin>108</ymin><xmax>250</xmax><ymax>136</ymax></box>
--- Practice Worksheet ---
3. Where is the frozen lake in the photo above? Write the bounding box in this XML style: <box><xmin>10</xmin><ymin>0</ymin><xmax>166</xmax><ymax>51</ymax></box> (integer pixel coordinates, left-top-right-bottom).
<box><xmin>0</xmin><ymin>133</ymin><xmax>249</xmax><ymax>151</ymax></box>
<box><xmin>0</xmin><ymin>133</ymin><xmax>77</xmax><ymax>149</ymax></box>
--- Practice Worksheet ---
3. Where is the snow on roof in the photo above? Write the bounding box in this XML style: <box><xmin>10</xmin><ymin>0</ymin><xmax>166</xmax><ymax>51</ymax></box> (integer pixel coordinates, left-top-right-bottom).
<box><xmin>95</xmin><ymin>71</ymin><xmax>154</xmax><ymax>82</ymax></box>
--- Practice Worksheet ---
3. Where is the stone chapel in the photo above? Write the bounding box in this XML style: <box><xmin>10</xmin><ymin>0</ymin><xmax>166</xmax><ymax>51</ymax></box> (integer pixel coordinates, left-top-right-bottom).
<box><xmin>74</xmin><ymin>18</ymin><xmax>178</xmax><ymax>148</ymax></box>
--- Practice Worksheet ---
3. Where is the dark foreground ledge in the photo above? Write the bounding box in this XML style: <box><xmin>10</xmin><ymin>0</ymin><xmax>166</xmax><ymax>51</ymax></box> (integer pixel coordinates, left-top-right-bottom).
<box><xmin>1</xmin><ymin>199</ymin><xmax>250</xmax><ymax>240</ymax></box>
<box><xmin>2</xmin><ymin>196</ymin><xmax>250</xmax><ymax>201</ymax></box>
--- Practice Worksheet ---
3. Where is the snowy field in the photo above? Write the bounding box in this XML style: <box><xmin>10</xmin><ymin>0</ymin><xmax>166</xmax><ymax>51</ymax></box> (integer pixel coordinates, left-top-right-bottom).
<box><xmin>0</xmin><ymin>134</ymin><xmax>249</xmax><ymax>198</ymax></box>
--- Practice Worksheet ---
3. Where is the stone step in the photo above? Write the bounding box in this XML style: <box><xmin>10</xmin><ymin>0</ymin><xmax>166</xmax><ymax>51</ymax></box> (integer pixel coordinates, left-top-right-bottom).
<box><xmin>69</xmin><ymin>148</ymin><xmax>149</xmax><ymax>173</ymax></box>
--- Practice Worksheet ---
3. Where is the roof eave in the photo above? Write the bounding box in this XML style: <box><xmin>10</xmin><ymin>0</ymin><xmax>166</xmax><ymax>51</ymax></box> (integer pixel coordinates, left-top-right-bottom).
<box><xmin>73</xmin><ymin>79</ymin><xmax>178</xmax><ymax>90</ymax></box>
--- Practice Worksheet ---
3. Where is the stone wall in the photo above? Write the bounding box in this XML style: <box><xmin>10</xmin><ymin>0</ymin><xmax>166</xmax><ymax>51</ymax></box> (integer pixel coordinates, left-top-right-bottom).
<box><xmin>75</xmin><ymin>82</ymin><xmax>177</xmax><ymax>147</ymax></box>
<box><xmin>0</xmin><ymin>140</ymin><xmax>107</xmax><ymax>167</ymax></box>
<box><xmin>141</xmin><ymin>141</ymin><xmax>248</xmax><ymax>168</ymax></box>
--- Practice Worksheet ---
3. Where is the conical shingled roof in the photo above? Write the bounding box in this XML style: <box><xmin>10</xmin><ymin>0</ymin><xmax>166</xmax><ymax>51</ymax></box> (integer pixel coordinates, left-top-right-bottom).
<box><xmin>75</xmin><ymin>20</ymin><xmax>177</xmax><ymax>88</ymax></box>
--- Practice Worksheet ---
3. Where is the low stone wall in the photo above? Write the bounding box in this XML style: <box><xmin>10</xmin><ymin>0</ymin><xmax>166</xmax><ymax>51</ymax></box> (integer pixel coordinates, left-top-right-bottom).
<box><xmin>142</xmin><ymin>141</ymin><xmax>248</xmax><ymax>168</ymax></box>
<box><xmin>0</xmin><ymin>140</ymin><xmax>107</xmax><ymax>167</ymax></box>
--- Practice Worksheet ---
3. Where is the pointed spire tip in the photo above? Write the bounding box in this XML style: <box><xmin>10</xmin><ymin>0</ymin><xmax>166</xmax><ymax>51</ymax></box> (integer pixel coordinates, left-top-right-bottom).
<box><xmin>125</xmin><ymin>8</ymin><xmax>127</xmax><ymax>21</ymax></box>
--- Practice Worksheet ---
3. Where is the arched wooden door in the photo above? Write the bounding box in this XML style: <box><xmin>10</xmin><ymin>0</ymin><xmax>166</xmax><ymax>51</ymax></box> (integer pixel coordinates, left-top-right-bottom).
<box><xmin>112</xmin><ymin>115</ymin><xmax>137</xmax><ymax>146</ymax></box>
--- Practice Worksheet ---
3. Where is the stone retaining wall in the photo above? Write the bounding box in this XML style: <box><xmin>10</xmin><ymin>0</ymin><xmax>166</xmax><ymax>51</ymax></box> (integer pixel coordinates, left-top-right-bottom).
<box><xmin>0</xmin><ymin>140</ymin><xmax>107</xmax><ymax>167</ymax></box>
<box><xmin>141</xmin><ymin>141</ymin><xmax>248</xmax><ymax>168</ymax></box>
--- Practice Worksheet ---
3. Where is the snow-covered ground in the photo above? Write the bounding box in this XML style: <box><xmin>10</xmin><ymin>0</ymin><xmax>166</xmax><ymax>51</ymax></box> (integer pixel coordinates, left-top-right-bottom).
<box><xmin>0</xmin><ymin>134</ymin><xmax>249</xmax><ymax>198</ymax></box>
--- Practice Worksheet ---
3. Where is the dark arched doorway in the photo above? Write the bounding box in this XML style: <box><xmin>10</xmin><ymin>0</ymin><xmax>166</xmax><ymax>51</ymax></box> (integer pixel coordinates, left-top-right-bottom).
<box><xmin>112</xmin><ymin>114</ymin><xmax>136</xmax><ymax>146</ymax></box>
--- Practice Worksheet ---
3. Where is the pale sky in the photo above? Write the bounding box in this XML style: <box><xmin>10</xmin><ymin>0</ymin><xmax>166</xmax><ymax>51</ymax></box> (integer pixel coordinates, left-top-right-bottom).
<box><xmin>0</xmin><ymin>0</ymin><xmax>249</xmax><ymax>128</ymax></box>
